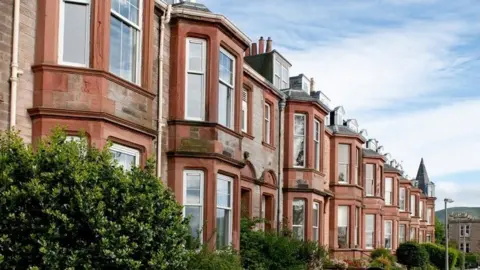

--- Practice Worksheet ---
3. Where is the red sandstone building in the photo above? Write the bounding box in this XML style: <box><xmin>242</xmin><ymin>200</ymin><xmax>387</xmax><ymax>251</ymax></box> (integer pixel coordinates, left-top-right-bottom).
<box><xmin>0</xmin><ymin>0</ymin><xmax>435</xmax><ymax>257</ymax></box>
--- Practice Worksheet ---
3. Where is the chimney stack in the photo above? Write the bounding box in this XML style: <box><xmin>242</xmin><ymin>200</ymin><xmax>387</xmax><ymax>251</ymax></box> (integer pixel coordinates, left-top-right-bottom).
<box><xmin>259</xmin><ymin>36</ymin><xmax>265</xmax><ymax>54</ymax></box>
<box><xmin>310</xmin><ymin>77</ymin><xmax>315</xmax><ymax>92</ymax></box>
<box><xmin>245</xmin><ymin>46</ymin><xmax>250</xmax><ymax>56</ymax></box>
<box><xmin>266</xmin><ymin>37</ymin><xmax>273</xmax><ymax>53</ymax></box>
<box><xmin>251</xmin><ymin>43</ymin><xmax>257</xmax><ymax>56</ymax></box>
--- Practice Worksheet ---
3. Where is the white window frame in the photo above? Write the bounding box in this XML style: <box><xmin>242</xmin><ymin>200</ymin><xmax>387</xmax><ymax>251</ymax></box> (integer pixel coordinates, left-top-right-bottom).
<box><xmin>58</xmin><ymin>0</ymin><xmax>91</xmax><ymax>67</ymax></box>
<box><xmin>399</xmin><ymin>224</ymin><xmax>406</xmax><ymax>244</ymax></box>
<box><xmin>354</xmin><ymin>207</ymin><xmax>360</xmax><ymax>247</ymax></box>
<box><xmin>427</xmin><ymin>208</ymin><xmax>432</xmax><ymax>224</ymax></box>
<box><xmin>410</xmin><ymin>195</ymin><xmax>416</xmax><ymax>217</ymax></box>
<box><xmin>281</xmin><ymin>65</ymin><xmax>289</xmax><ymax>89</ymax></box>
<box><xmin>385</xmin><ymin>177</ymin><xmax>393</xmax><ymax>205</ymax></box>
<box><xmin>313</xmin><ymin>202</ymin><xmax>320</xmax><ymax>242</ymax></box>
<box><xmin>216</xmin><ymin>174</ymin><xmax>233</xmax><ymax>248</ymax></box>
<box><xmin>242</xmin><ymin>89</ymin><xmax>248</xmax><ymax>133</ymax></box>
<box><xmin>314</xmin><ymin>119</ymin><xmax>321</xmax><ymax>171</ymax></box>
<box><xmin>366</xmin><ymin>214</ymin><xmax>375</xmax><ymax>249</ymax></box>
<box><xmin>293</xmin><ymin>114</ymin><xmax>306</xmax><ymax>168</ymax></box>
<box><xmin>274</xmin><ymin>56</ymin><xmax>289</xmax><ymax>89</ymax></box>
<box><xmin>399</xmin><ymin>188</ymin><xmax>406</xmax><ymax>211</ymax></box>
<box><xmin>354</xmin><ymin>148</ymin><xmax>359</xmax><ymax>185</ymax></box>
<box><xmin>366</xmin><ymin>164</ymin><xmax>375</xmax><ymax>196</ymax></box>
<box><xmin>110</xmin><ymin>143</ymin><xmax>140</xmax><ymax>169</ymax></box>
<box><xmin>264</xmin><ymin>103</ymin><xmax>271</xmax><ymax>144</ymax></box>
<box><xmin>110</xmin><ymin>0</ymin><xmax>143</xmax><ymax>84</ymax></box>
<box><xmin>293</xmin><ymin>199</ymin><xmax>305</xmax><ymax>241</ymax></box>
<box><xmin>384</xmin><ymin>220</ymin><xmax>392</xmax><ymax>249</ymax></box>
<box><xmin>338</xmin><ymin>206</ymin><xmax>349</xmax><ymax>248</ymax></box>
<box><xmin>185</xmin><ymin>38</ymin><xmax>207</xmax><ymax>121</ymax></box>
<box><xmin>338</xmin><ymin>144</ymin><xmax>350</xmax><ymax>184</ymax></box>
<box><xmin>183</xmin><ymin>170</ymin><xmax>204</xmax><ymax>244</ymax></box>
<box><xmin>218</xmin><ymin>48</ymin><xmax>235</xmax><ymax>129</ymax></box>
<box><xmin>419</xmin><ymin>201</ymin><xmax>424</xmax><ymax>220</ymax></box>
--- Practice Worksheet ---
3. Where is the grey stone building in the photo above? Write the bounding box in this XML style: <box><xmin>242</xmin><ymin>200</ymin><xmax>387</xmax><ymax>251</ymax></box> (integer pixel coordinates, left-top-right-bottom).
<box><xmin>449</xmin><ymin>213</ymin><xmax>480</xmax><ymax>253</ymax></box>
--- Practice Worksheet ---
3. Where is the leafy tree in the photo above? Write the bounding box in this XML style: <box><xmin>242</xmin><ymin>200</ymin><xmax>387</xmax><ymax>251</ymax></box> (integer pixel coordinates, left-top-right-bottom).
<box><xmin>435</xmin><ymin>218</ymin><xmax>446</xmax><ymax>245</ymax></box>
<box><xmin>0</xmin><ymin>129</ymin><xmax>190</xmax><ymax>269</ymax></box>
<box><xmin>370</xmin><ymin>247</ymin><xmax>395</xmax><ymax>264</ymax></box>
<box><xmin>396</xmin><ymin>242</ymin><xmax>429</xmax><ymax>270</ymax></box>
<box><xmin>421</xmin><ymin>242</ymin><xmax>458</xmax><ymax>270</ymax></box>
<box><xmin>465</xmin><ymin>253</ymin><xmax>479</xmax><ymax>269</ymax></box>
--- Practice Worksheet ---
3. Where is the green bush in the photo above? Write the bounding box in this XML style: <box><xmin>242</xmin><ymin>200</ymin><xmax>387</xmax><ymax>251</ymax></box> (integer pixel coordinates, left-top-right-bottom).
<box><xmin>186</xmin><ymin>247</ymin><xmax>242</xmax><ymax>270</ymax></box>
<box><xmin>371</xmin><ymin>247</ymin><xmax>395</xmax><ymax>263</ymax></box>
<box><xmin>420</xmin><ymin>243</ymin><xmax>458</xmax><ymax>270</ymax></box>
<box><xmin>369</xmin><ymin>256</ymin><xmax>392</xmax><ymax>270</ymax></box>
<box><xmin>455</xmin><ymin>250</ymin><xmax>464</xmax><ymax>269</ymax></box>
<box><xmin>466</xmin><ymin>253</ymin><xmax>479</xmax><ymax>268</ymax></box>
<box><xmin>396</xmin><ymin>242</ymin><xmax>429</xmax><ymax>270</ymax></box>
<box><xmin>0</xmin><ymin>130</ymin><xmax>190</xmax><ymax>269</ymax></box>
<box><xmin>240</xmin><ymin>218</ymin><xmax>327</xmax><ymax>269</ymax></box>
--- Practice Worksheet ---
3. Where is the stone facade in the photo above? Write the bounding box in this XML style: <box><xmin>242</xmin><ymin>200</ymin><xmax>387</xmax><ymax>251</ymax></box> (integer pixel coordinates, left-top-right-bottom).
<box><xmin>449</xmin><ymin>215</ymin><xmax>480</xmax><ymax>253</ymax></box>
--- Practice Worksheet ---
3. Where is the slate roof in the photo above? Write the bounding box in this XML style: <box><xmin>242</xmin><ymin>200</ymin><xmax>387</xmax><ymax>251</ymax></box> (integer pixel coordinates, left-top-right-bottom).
<box><xmin>362</xmin><ymin>148</ymin><xmax>386</xmax><ymax>160</ymax></box>
<box><xmin>282</xmin><ymin>89</ymin><xmax>331</xmax><ymax>113</ymax></box>
<box><xmin>172</xmin><ymin>1</ymin><xmax>211</xmax><ymax>12</ymax></box>
<box><xmin>416</xmin><ymin>158</ymin><xmax>431</xmax><ymax>195</ymax></box>
<box><xmin>328</xmin><ymin>125</ymin><xmax>366</xmax><ymax>141</ymax></box>
<box><xmin>384</xmin><ymin>163</ymin><xmax>403</xmax><ymax>174</ymax></box>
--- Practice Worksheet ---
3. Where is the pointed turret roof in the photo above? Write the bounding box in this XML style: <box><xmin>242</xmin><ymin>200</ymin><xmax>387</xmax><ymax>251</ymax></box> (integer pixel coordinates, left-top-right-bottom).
<box><xmin>416</xmin><ymin>158</ymin><xmax>430</xmax><ymax>195</ymax></box>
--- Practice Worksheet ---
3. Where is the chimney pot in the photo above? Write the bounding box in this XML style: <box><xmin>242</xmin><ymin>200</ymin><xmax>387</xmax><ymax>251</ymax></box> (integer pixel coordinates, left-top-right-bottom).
<box><xmin>310</xmin><ymin>77</ymin><xmax>315</xmax><ymax>92</ymax></box>
<box><xmin>266</xmin><ymin>37</ymin><xmax>273</xmax><ymax>53</ymax></box>
<box><xmin>251</xmin><ymin>42</ymin><xmax>258</xmax><ymax>55</ymax></box>
<box><xmin>259</xmin><ymin>36</ymin><xmax>265</xmax><ymax>54</ymax></box>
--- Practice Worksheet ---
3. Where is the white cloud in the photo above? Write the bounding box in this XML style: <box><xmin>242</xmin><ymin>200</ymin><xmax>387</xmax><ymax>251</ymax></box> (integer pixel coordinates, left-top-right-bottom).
<box><xmin>435</xmin><ymin>181</ymin><xmax>480</xmax><ymax>211</ymax></box>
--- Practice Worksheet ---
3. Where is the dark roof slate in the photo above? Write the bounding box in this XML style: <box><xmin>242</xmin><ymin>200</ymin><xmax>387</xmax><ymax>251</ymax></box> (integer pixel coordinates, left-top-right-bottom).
<box><xmin>362</xmin><ymin>148</ymin><xmax>386</xmax><ymax>160</ymax></box>
<box><xmin>172</xmin><ymin>1</ymin><xmax>211</xmax><ymax>12</ymax></box>
<box><xmin>282</xmin><ymin>89</ymin><xmax>330</xmax><ymax>113</ymax></box>
<box><xmin>384</xmin><ymin>163</ymin><xmax>403</xmax><ymax>174</ymax></box>
<box><xmin>416</xmin><ymin>158</ymin><xmax>431</xmax><ymax>195</ymax></box>
<box><xmin>329</xmin><ymin>125</ymin><xmax>366</xmax><ymax>141</ymax></box>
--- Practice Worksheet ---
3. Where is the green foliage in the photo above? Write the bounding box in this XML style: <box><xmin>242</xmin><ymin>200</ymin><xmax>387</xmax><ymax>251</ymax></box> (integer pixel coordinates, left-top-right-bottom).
<box><xmin>420</xmin><ymin>243</ymin><xmax>459</xmax><ymax>270</ymax></box>
<box><xmin>186</xmin><ymin>247</ymin><xmax>242</xmax><ymax>270</ymax></box>
<box><xmin>465</xmin><ymin>253</ymin><xmax>479</xmax><ymax>269</ymax></box>
<box><xmin>240</xmin><ymin>218</ymin><xmax>328</xmax><ymax>270</ymax></box>
<box><xmin>434</xmin><ymin>218</ymin><xmax>445</xmax><ymax>245</ymax></box>
<box><xmin>455</xmin><ymin>250</ymin><xmax>464</xmax><ymax>269</ymax></box>
<box><xmin>371</xmin><ymin>247</ymin><xmax>396</xmax><ymax>263</ymax></box>
<box><xmin>369</xmin><ymin>256</ymin><xmax>392</xmax><ymax>270</ymax></box>
<box><xmin>396</xmin><ymin>242</ymin><xmax>429</xmax><ymax>269</ymax></box>
<box><xmin>0</xmin><ymin>129</ymin><xmax>190</xmax><ymax>269</ymax></box>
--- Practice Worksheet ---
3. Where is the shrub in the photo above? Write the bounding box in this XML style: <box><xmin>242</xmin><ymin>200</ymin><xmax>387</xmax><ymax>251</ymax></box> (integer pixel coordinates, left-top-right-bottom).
<box><xmin>240</xmin><ymin>218</ymin><xmax>328</xmax><ymax>269</ymax></box>
<box><xmin>186</xmin><ymin>247</ymin><xmax>242</xmax><ymax>270</ymax></box>
<box><xmin>371</xmin><ymin>247</ymin><xmax>395</xmax><ymax>263</ymax></box>
<box><xmin>396</xmin><ymin>242</ymin><xmax>429</xmax><ymax>270</ymax></box>
<box><xmin>324</xmin><ymin>258</ymin><xmax>348</xmax><ymax>270</ymax></box>
<box><xmin>344</xmin><ymin>258</ymin><xmax>369</xmax><ymax>268</ymax></box>
<box><xmin>466</xmin><ymin>253</ymin><xmax>479</xmax><ymax>269</ymax></box>
<box><xmin>0</xmin><ymin>130</ymin><xmax>190</xmax><ymax>269</ymax></box>
<box><xmin>369</xmin><ymin>256</ymin><xmax>392</xmax><ymax>270</ymax></box>
<box><xmin>420</xmin><ymin>243</ymin><xmax>458</xmax><ymax>270</ymax></box>
<box><xmin>455</xmin><ymin>250</ymin><xmax>464</xmax><ymax>269</ymax></box>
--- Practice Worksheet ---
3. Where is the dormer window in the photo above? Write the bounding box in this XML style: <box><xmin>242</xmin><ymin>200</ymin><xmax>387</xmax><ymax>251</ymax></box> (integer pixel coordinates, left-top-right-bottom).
<box><xmin>376</xmin><ymin>146</ymin><xmax>384</xmax><ymax>154</ymax></box>
<box><xmin>359</xmin><ymin>129</ymin><xmax>368</xmax><ymax>139</ymax></box>
<box><xmin>366</xmin><ymin>139</ymin><xmax>377</xmax><ymax>151</ymax></box>
<box><xmin>333</xmin><ymin>106</ymin><xmax>345</xmax><ymax>126</ymax></box>
<box><xmin>346</xmin><ymin>119</ymin><xmax>358</xmax><ymax>132</ymax></box>
<box><xmin>274</xmin><ymin>57</ymin><xmax>289</xmax><ymax>89</ymax></box>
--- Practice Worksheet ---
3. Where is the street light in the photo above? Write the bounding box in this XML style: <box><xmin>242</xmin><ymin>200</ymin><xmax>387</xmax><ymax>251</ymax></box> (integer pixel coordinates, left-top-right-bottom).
<box><xmin>444</xmin><ymin>198</ymin><xmax>454</xmax><ymax>270</ymax></box>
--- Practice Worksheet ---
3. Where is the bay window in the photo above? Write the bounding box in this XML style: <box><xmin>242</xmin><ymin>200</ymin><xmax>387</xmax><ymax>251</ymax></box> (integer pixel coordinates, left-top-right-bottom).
<box><xmin>399</xmin><ymin>224</ymin><xmax>406</xmax><ymax>243</ymax></box>
<box><xmin>293</xmin><ymin>200</ymin><xmax>305</xmax><ymax>240</ymax></box>
<box><xmin>313</xmin><ymin>202</ymin><xmax>319</xmax><ymax>242</ymax></box>
<box><xmin>385</xmin><ymin>177</ymin><xmax>393</xmax><ymax>205</ymax></box>
<box><xmin>427</xmin><ymin>208</ymin><xmax>432</xmax><ymax>224</ymax></box>
<box><xmin>354</xmin><ymin>148</ymin><xmax>360</xmax><ymax>185</ymax></box>
<box><xmin>338</xmin><ymin>206</ymin><xmax>349</xmax><ymax>248</ymax></box>
<box><xmin>218</xmin><ymin>48</ymin><xmax>235</xmax><ymax>129</ymax></box>
<box><xmin>293</xmin><ymin>114</ymin><xmax>306</xmax><ymax>167</ymax></box>
<box><xmin>410</xmin><ymin>228</ymin><xmax>415</xmax><ymax>241</ymax></box>
<box><xmin>366</xmin><ymin>164</ymin><xmax>375</xmax><ymax>196</ymax></box>
<box><xmin>110</xmin><ymin>143</ymin><xmax>140</xmax><ymax>171</ymax></box>
<box><xmin>184</xmin><ymin>170</ymin><xmax>204</xmax><ymax>242</ymax></box>
<box><xmin>264</xmin><ymin>103</ymin><xmax>271</xmax><ymax>144</ymax></box>
<box><xmin>216</xmin><ymin>174</ymin><xmax>233</xmax><ymax>248</ymax></box>
<box><xmin>410</xmin><ymin>195</ymin><xmax>416</xmax><ymax>217</ymax></box>
<box><xmin>426</xmin><ymin>234</ymin><xmax>431</xmax><ymax>242</ymax></box>
<box><xmin>110</xmin><ymin>0</ymin><xmax>142</xmax><ymax>83</ymax></box>
<box><xmin>338</xmin><ymin>144</ymin><xmax>350</xmax><ymax>183</ymax></box>
<box><xmin>314</xmin><ymin>120</ymin><xmax>321</xmax><ymax>171</ymax></box>
<box><xmin>354</xmin><ymin>207</ymin><xmax>360</xmax><ymax>247</ymax></box>
<box><xmin>59</xmin><ymin>0</ymin><xmax>90</xmax><ymax>66</ymax></box>
<box><xmin>366</xmin><ymin>214</ymin><xmax>375</xmax><ymax>249</ymax></box>
<box><xmin>185</xmin><ymin>38</ymin><xmax>206</xmax><ymax>120</ymax></box>
<box><xmin>384</xmin><ymin>220</ymin><xmax>392</xmax><ymax>249</ymax></box>
<box><xmin>242</xmin><ymin>89</ymin><xmax>248</xmax><ymax>132</ymax></box>
<box><xmin>399</xmin><ymin>188</ymin><xmax>406</xmax><ymax>211</ymax></box>
<box><xmin>419</xmin><ymin>201</ymin><xmax>424</xmax><ymax>220</ymax></box>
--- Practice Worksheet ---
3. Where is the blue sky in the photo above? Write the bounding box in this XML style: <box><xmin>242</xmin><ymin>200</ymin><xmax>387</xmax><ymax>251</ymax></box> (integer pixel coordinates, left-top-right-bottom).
<box><xmin>202</xmin><ymin>0</ymin><xmax>480</xmax><ymax>211</ymax></box>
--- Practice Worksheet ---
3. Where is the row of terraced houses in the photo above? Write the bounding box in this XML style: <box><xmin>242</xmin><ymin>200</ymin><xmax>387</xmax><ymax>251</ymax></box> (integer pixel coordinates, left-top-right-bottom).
<box><xmin>0</xmin><ymin>0</ymin><xmax>436</xmax><ymax>258</ymax></box>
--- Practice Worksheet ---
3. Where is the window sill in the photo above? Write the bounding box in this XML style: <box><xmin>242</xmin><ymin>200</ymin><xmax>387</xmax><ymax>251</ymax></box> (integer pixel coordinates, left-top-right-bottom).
<box><xmin>262</xmin><ymin>141</ymin><xmax>276</xmax><ymax>150</ymax></box>
<box><xmin>242</xmin><ymin>132</ymin><xmax>254</xmax><ymax>140</ymax></box>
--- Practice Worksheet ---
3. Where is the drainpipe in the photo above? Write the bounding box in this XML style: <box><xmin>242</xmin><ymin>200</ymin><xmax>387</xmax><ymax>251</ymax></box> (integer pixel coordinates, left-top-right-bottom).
<box><xmin>9</xmin><ymin>0</ymin><xmax>23</xmax><ymax>128</ymax></box>
<box><xmin>156</xmin><ymin>5</ymin><xmax>172</xmax><ymax>177</ymax></box>
<box><xmin>277</xmin><ymin>98</ymin><xmax>286</xmax><ymax>234</ymax></box>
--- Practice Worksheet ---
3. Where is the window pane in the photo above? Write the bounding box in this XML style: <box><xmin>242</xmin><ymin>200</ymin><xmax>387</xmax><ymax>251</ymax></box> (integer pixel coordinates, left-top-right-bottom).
<box><xmin>338</xmin><ymin>144</ymin><xmax>350</xmax><ymax>183</ymax></box>
<box><xmin>121</xmin><ymin>23</ymin><xmax>135</xmax><ymax>81</ymax></box>
<box><xmin>294</xmin><ymin>115</ymin><xmax>305</xmax><ymax>135</ymax></box>
<box><xmin>219</xmin><ymin>51</ymin><xmax>233</xmax><ymax>85</ymax></box>
<box><xmin>63</xmin><ymin>2</ymin><xmax>89</xmax><ymax>65</ymax></box>
<box><xmin>293</xmin><ymin>200</ymin><xmax>305</xmax><ymax>226</ymax></box>
<box><xmin>188</xmin><ymin>41</ymin><xmax>204</xmax><ymax>72</ymax></box>
<box><xmin>109</xmin><ymin>16</ymin><xmax>122</xmax><ymax>77</ymax></box>
<box><xmin>216</xmin><ymin>208</ymin><xmax>230</xmax><ymax>248</ymax></box>
<box><xmin>110</xmin><ymin>149</ymin><xmax>136</xmax><ymax>171</ymax></box>
<box><xmin>313</xmin><ymin>204</ymin><xmax>319</xmax><ymax>227</ymax></box>
<box><xmin>216</xmin><ymin>179</ymin><xmax>231</xmax><ymax>208</ymax></box>
<box><xmin>293</xmin><ymin>226</ymin><xmax>304</xmax><ymax>241</ymax></box>
<box><xmin>294</xmin><ymin>137</ymin><xmax>305</xmax><ymax>167</ymax></box>
<box><xmin>218</xmin><ymin>83</ymin><xmax>233</xmax><ymax>128</ymax></box>
<box><xmin>186</xmin><ymin>73</ymin><xmax>204</xmax><ymax>119</ymax></box>
<box><xmin>185</xmin><ymin>206</ymin><xmax>201</xmax><ymax>239</ymax></box>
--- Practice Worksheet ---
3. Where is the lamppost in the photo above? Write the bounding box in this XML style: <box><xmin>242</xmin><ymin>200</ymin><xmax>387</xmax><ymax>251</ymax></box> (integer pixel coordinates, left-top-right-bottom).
<box><xmin>445</xmin><ymin>198</ymin><xmax>454</xmax><ymax>270</ymax></box>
